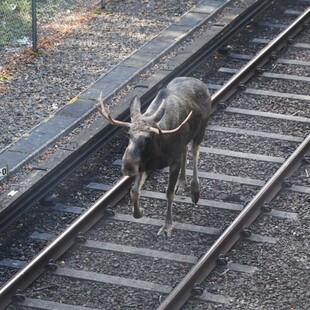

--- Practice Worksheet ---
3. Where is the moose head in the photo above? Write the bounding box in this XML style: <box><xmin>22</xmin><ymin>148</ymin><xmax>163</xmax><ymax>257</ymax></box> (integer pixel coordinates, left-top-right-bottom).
<box><xmin>97</xmin><ymin>92</ymin><xmax>192</xmax><ymax>176</ymax></box>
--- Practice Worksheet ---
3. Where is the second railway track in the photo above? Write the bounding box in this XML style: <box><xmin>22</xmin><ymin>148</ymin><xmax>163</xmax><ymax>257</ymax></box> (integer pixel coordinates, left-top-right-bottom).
<box><xmin>1</xmin><ymin>0</ymin><xmax>310</xmax><ymax>309</ymax></box>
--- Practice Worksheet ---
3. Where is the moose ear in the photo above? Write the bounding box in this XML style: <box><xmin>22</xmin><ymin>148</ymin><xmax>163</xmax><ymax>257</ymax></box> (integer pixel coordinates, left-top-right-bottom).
<box><xmin>130</xmin><ymin>96</ymin><xmax>142</xmax><ymax>121</ymax></box>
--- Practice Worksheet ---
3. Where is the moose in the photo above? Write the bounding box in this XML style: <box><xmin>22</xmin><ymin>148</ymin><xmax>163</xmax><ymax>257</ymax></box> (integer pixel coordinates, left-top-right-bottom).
<box><xmin>97</xmin><ymin>77</ymin><xmax>211</xmax><ymax>236</ymax></box>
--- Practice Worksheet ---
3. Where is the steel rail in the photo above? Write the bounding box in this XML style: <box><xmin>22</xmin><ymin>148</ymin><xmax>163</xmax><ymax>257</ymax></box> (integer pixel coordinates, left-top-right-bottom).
<box><xmin>211</xmin><ymin>7</ymin><xmax>310</xmax><ymax>107</ymax></box>
<box><xmin>0</xmin><ymin>176</ymin><xmax>132</xmax><ymax>309</ymax></box>
<box><xmin>166</xmin><ymin>0</ymin><xmax>271</xmax><ymax>79</ymax></box>
<box><xmin>0</xmin><ymin>0</ymin><xmax>271</xmax><ymax>233</ymax></box>
<box><xmin>0</xmin><ymin>1</ymin><xmax>274</xmax><ymax>308</ymax></box>
<box><xmin>157</xmin><ymin>136</ymin><xmax>310</xmax><ymax>310</ymax></box>
<box><xmin>157</xmin><ymin>8</ymin><xmax>310</xmax><ymax>310</ymax></box>
<box><xmin>0</xmin><ymin>123</ymin><xmax>122</xmax><ymax>233</ymax></box>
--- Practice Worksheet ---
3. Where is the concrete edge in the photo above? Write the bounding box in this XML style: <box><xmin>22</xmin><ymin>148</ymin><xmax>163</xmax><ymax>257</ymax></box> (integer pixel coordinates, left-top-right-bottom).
<box><xmin>0</xmin><ymin>0</ymin><xmax>229</xmax><ymax>177</ymax></box>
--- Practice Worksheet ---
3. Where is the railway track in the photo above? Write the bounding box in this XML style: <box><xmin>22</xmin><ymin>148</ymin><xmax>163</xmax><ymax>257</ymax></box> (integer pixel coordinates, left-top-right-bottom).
<box><xmin>1</xmin><ymin>0</ymin><xmax>310</xmax><ymax>309</ymax></box>
<box><xmin>0</xmin><ymin>0</ymin><xmax>271</xmax><ymax>232</ymax></box>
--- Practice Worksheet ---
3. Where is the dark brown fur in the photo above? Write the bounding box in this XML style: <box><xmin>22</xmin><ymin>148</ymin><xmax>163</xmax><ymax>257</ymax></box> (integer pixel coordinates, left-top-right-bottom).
<box><xmin>121</xmin><ymin>77</ymin><xmax>211</xmax><ymax>236</ymax></box>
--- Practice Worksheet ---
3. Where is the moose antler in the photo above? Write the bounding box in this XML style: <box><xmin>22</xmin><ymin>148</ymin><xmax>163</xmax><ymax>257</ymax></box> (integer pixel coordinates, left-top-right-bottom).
<box><xmin>96</xmin><ymin>92</ymin><xmax>131</xmax><ymax>128</ymax></box>
<box><xmin>149</xmin><ymin>111</ymin><xmax>193</xmax><ymax>135</ymax></box>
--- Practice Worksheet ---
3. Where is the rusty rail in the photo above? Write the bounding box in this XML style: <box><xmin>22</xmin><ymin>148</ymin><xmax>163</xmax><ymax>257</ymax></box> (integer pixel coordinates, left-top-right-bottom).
<box><xmin>0</xmin><ymin>0</ymin><xmax>271</xmax><ymax>234</ymax></box>
<box><xmin>0</xmin><ymin>176</ymin><xmax>132</xmax><ymax>309</ymax></box>
<box><xmin>157</xmin><ymin>134</ymin><xmax>310</xmax><ymax>309</ymax></box>
<box><xmin>211</xmin><ymin>7</ymin><xmax>310</xmax><ymax>106</ymax></box>
<box><xmin>157</xmin><ymin>7</ymin><xmax>310</xmax><ymax>310</ymax></box>
<box><xmin>1</xmin><ymin>3</ymin><xmax>306</xmax><ymax>310</ymax></box>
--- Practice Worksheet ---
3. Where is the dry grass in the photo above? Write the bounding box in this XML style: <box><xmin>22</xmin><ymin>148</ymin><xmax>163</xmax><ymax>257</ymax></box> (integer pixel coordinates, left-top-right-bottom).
<box><xmin>43</xmin><ymin>12</ymin><xmax>94</xmax><ymax>37</ymax></box>
<box><xmin>0</xmin><ymin>8</ymin><xmax>100</xmax><ymax>81</ymax></box>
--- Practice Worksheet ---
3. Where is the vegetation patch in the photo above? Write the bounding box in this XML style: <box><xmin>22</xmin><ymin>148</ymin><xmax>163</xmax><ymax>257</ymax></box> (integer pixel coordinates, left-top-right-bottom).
<box><xmin>0</xmin><ymin>0</ymin><xmax>32</xmax><ymax>48</ymax></box>
<box><xmin>0</xmin><ymin>0</ymin><xmax>99</xmax><ymax>49</ymax></box>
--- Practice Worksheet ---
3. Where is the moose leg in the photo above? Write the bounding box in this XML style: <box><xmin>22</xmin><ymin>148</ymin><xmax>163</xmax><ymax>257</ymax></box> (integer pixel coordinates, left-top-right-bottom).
<box><xmin>158</xmin><ymin>162</ymin><xmax>180</xmax><ymax>237</ymax></box>
<box><xmin>131</xmin><ymin>171</ymin><xmax>148</xmax><ymax>218</ymax></box>
<box><xmin>191</xmin><ymin>143</ymin><xmax>200</xmax><ymax>204</ymax></box>
<box><xmin>176</xmin><ymin>146</ymin><xmax>188</xmax><ymax>195</ymax></box>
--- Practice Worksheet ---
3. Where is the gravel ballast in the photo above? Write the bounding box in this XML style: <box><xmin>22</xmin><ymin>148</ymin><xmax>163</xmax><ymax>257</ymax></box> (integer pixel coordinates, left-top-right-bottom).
<box><xmin>0</xmin><ymin>0</ymin><xmax>200</xmax><ymax>152</ymax></box>
<box><xmin>2</xmin><ymin>1</ymin><xmax>310</xmax><ymax>309</ymax></box>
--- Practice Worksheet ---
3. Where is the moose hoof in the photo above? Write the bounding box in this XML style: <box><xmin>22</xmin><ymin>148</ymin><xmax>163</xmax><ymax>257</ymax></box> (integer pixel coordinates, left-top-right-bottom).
<box><xmin>157</xmin><ymin>223</ymin><xmax>174</xmax><ymax>237</ymax></box>
<box><xmin>191</xmin><ymin>181</ymin><xmax>200</xmax><ymax>204</ymax></box>
<box><xmin>133</xmin><ymin>208</ymin><xmax>144</xmax><ymax>219</ymax></box>
<box><xmin>176</xmin><ymin>185</ymin><xmax>186</xmax><ymax>195</ymax></box>
<box><xmin>191</xmin><ymin>191</ymin><xmax>200</xmax><ymax>204</ymax></box>
<box><xmin>176</xmin><ymin>181</ymin><xmax>187</xmax><ymax>195</ymax></box>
